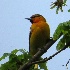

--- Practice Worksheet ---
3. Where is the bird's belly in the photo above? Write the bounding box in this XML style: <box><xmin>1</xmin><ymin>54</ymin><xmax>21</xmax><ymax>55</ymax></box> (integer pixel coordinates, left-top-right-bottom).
<box><xmin>30</xmin><ymin>27</ymin><xmax>48</xmax><ymax>55</ymax></box>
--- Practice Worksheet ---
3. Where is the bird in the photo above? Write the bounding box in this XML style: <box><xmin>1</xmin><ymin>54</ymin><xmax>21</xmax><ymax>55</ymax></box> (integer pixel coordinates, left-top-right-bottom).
<box><xmin>25</xmin><ymin>14</ymin><xmax>50</xmax><ymax>69</ymax></box>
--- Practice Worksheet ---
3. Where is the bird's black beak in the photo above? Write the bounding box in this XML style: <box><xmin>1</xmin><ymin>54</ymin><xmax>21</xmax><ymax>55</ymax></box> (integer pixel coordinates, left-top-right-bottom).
<box><xmin>25</xmin><ymin>18</ymin><xmax>33</xmax><ymax>23</ymax></box>
<box><xmin>25</xmin><ymin>18</ymin><xmax>31</xmax><ymax>20</ymax></box>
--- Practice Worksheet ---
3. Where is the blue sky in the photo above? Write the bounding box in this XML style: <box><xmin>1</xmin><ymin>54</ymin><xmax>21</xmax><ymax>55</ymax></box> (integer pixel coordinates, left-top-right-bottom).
<box><xmin>0</xmin><ymin>0</ymin><xmax>70</xmax><ymax>70</ymax></box>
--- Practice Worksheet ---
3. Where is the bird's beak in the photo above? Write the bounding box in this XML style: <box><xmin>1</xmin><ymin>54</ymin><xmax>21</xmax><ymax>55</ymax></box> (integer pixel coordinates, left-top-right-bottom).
<box><xmin>25</xmin><ymin>18</ymin><xmax>31</xmax><ymax>20</ymax></box>
<box><xmin>25</xmin><ymin>18</ymin><xmax>33</xmax><ymax>23</ymax></box>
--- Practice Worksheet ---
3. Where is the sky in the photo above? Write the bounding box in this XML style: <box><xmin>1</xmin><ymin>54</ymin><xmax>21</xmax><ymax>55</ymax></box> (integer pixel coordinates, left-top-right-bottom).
<box><xmin>0</xmin><ymin>0</ymin><xmax>70</xmax><ymax>70</ymax></box>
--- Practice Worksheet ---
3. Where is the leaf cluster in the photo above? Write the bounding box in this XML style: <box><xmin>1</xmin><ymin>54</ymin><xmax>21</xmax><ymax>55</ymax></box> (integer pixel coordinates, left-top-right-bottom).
<box><xmin>0</xmin><ymin>49</ymin><xmax>48</xmax><ymax>70</ymax></box>
<box><xmin>53</xmin><ymin>20</ymin><xmax>70</xmax><ymax>50</ymax></box>
<box><xmin>50</xmin><ymin>0</ymin><xmax>67</xmax><ymax>14</ymax></box>
<box><xmin>0</xmin><ymin>49</ymin><xmax>31</xmax><ymax>70</ymax></box>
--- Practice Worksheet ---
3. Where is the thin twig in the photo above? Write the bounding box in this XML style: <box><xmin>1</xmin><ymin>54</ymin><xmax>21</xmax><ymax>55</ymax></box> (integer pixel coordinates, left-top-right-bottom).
<box><xmin>18</xmin><ymin>39</ymin><xmax>55</xmax><ymax>70</ymax></box>
<box><xmin>29</xmin><ymin>42</ymin><xmax>70</xmax><ymax>65</ymax></box>
<box><xmin>66</xmin><ymin>59</ymin><xmax>70</xmax><ymax>69</ymax></box>
<box><xmin>18</xmin><ymin>34</ymin><xmax>62</xmax><ymax>70</ymax></box>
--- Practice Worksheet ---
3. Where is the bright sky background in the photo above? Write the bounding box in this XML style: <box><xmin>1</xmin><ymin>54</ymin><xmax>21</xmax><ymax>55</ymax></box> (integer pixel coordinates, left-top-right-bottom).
<box><xmin>0</xmin><ymin>0</ymin><xmax>70</xmax><ymax>70</ymax></box>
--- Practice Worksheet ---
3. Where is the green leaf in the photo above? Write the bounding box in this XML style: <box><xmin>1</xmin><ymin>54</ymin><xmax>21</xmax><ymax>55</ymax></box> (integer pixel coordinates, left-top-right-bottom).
<box><xmin>53</xmin><ymin>20</ymin><xmax>70</xmax><ymax>40</ymax></box>
<box><xmin>53</xmin><ymin>23</ymin><xmax>63</xmax><ymax>40</ymax></box>
<box><xmin>0</xmin><ymin>53</ymin><xmax>10</xmax><ymax>61</ymax></box>
<box><xmin>53</xmin><ymin>20</ymin><xmax>70</xmax><ymax>50</ymax></box>
<box><xmin>0</xmin><ymin>61</ymin><xmax>17</xmax><ymax>70</ymax></box>
<box><xmin>19</xmin><ymin>49</ymin><xmax>27</xmax><ymax>53</ymax></box>
<box><xmin>0</xmin><ymin>49</ymin><xmax>31</xmax><ymax>70</ymax></box>
<box><xmin>56</xmin><ymin>36</ymin><xmax>66</xmax><ymax>51</ymax></box>
<box><xmin>56</xmin><ymin>34</ymin><xmax>70</xmax><ymax>51</ymax></box>
<box><xmin>0</xmin><ymin>62</ymin><xmax>10</xmax><ymax>70</ymax></box>
<box><xmin>11</xmin><ymin>49</ymin><xmax>18</xmax><ymax>54</ymax></box>
<box><xmin>68</xmin><ymin>9</ymin><xmax>70</xmax><ymax>12</ymax></box>
<box><xmin>9</xmin><ymin>54</ymin><xmax>17</xmax><ymax>61</ymax></box>
<box><xmin>50</xmin><ymin>5</ymin><xmax>56</xmax><ymax>9</ymax></box>
<box><xmin>38</xmin><ymin>62</ymin><xmax>48</xmax><ymax>70</ymax></box>
<box><xmin>64</xmin><ymin>0</ymin><xmax>67</xmax><ymax>3</ymax></box>
<box><xmin>17</xmin><ymin>55</ymin><xmax>24</xmax><ymax>60</ymax></box>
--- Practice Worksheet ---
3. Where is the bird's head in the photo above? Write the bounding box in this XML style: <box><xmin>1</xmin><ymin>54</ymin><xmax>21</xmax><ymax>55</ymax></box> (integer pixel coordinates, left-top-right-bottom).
<box><xmin>25</xmin><ymin>14</ymin><xmax>46</xmax><ymax>23</ymax></box>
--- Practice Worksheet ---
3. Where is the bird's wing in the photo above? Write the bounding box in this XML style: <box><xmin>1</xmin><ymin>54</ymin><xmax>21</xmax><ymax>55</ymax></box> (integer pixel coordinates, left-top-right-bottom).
<box><xmin>29</xmin><ymin>31</ymin><xmax>31</xmax><ymax>52</ymax></box>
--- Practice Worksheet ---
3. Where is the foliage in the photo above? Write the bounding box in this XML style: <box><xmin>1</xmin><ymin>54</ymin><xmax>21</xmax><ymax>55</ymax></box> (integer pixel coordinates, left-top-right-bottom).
<box><xmin>50</xmin><ymin>0</ymin><xmax>67</xmax><ymax>14</ymax></box>
<box><xmin>0</xmin><ymin>20</ymin><xmax>70</xmax><ymax>70</ymax></box>
<box><xmin>0</xmin><ymin>1</ymin><xmax>70</xmax><ymax>70</ymax></box>
<box><xmin>68</xmin><ymin>9</ymin><xmax>70</xmax><ymax>12</ymax></box>
<box><xmin>38</xmin><ymin>58</ymin><xmax>48</xmax><ymax>70</ymax></box>
<box><xmin>0</xmin><ymin>49</ymin><xmax>48</xmax><ymax>70</ymax></box>
<box><xmin>0</xmin><ymin>49</ymin><xmax>31</xmax><ymax>70</ymax></box>
<box><xmin>53</xmin><ymin>20</ymin><xmax>70</xmax><ymax>50</ymax></box>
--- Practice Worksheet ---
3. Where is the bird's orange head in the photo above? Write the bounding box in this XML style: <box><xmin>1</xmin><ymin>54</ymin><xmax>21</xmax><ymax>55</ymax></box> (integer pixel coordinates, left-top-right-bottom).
<box><xmin>25</xmin><ymin>14</ymin><xmax>46</xmax><ymax>23</ymax></box>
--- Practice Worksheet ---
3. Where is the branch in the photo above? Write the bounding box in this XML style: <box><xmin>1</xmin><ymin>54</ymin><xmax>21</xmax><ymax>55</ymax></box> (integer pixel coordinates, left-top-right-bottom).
<box><xmin>62</xmin><ymin>59</ymin><xmax>70</xmax><ymax>69</ymax></box>
<box><xmin>29</xmin><ymin>41</ymin><xmax>70</xmax><ymax>65</ymax></box>
<box><xmin>66</xmin><ymin>59</ymin><xmax>70</xmax><ymax>69</ymax></box>
<box><xmin>18</xmin><ymin>35</ymin><xmax>62</xmax><ymax>70</ymax></box>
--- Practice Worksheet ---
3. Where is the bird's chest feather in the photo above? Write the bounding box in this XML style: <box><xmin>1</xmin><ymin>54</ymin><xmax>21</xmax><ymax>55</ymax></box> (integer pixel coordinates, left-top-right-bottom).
<box><xmin>29</xmin><ymin>21</ymin><xmax>50</xmax><ymax>55</ymax></box>
<box><xmin>30</xmin><ymin>22</ymin><xmax>48</xmax><ymax>48</ymax></box>
<box><xmin>30</xmin><ymin>23</ymin><xmax>46</xmax><ymax>39</ymax></box>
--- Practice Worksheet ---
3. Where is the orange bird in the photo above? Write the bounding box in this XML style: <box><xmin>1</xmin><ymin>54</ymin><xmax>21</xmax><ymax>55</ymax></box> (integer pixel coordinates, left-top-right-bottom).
<box><xmin>26</xmin><ymin>14</ymin><xmax>50</xmax><ymax>69</ymax></box>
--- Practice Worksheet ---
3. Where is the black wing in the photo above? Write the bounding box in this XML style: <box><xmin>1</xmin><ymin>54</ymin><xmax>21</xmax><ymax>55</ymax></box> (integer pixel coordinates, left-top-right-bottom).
<box><xmin>29</xmin><ymin>31</ymin><xmax>31</xmax><ymax>52</ymax></box>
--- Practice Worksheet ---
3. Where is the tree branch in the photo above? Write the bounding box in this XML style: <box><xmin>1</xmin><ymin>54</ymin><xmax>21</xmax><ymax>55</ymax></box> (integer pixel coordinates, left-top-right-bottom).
<box><xmin>18</xmin><ymin>35</ymin><xmax>62</xmax><ymax>70</ymax></box>
<box><xmin>28</xmin><ymin>41</ymin><xmax>70</xmax><ymax>65</ymax></box>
